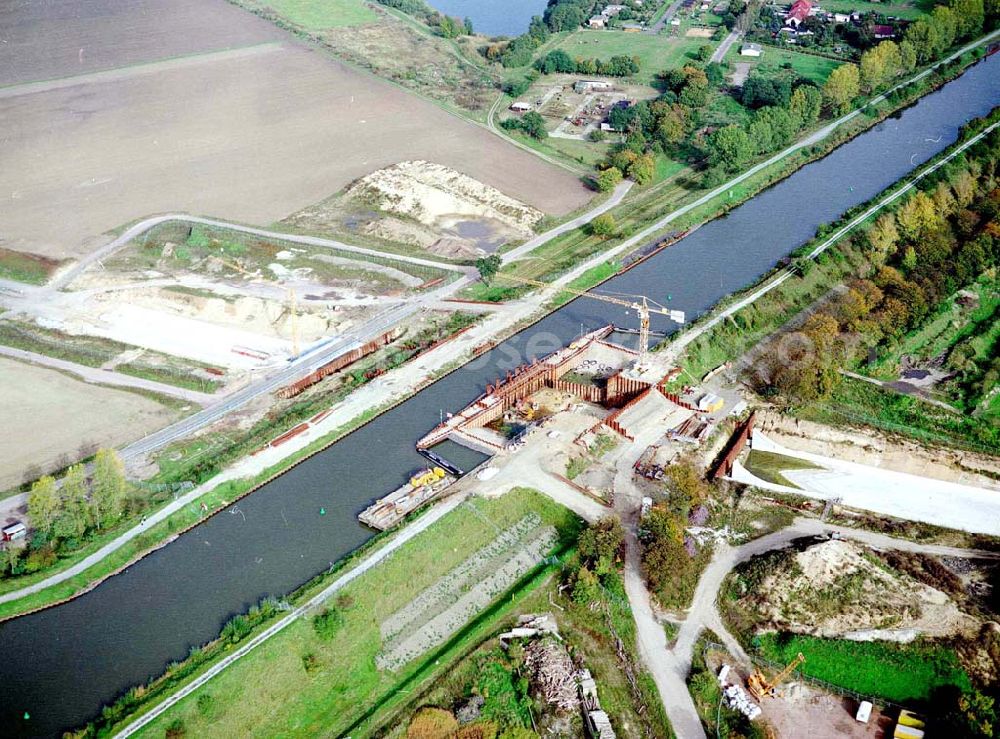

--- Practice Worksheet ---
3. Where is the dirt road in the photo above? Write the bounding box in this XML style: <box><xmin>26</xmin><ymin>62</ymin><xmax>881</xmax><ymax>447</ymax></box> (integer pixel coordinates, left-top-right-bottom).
<box><xmin>615</xmin><ymin>430</ymin><xmax>708</xmax><ymax>739</ymax></box>
<box><xmin>711</xmin><ymin>30</ymin><xmax>741</xmax><ymax>63</ymax></box>
<box><xmin>0</xmin><ymin>345</ymin><xmax>215</xmax><ymax>405</ymax></box>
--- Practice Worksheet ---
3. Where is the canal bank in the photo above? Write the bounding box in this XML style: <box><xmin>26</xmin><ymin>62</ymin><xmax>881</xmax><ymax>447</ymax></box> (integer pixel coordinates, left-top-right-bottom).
<box><xmin>2</xmin><ymin>54</ymin><xmax>999</xmax><ymax>739</ymax></box>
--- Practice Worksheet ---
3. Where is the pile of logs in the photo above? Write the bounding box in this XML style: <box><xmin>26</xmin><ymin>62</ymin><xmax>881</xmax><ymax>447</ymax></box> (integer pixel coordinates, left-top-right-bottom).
<box><xmin>524</xmin><ymin>639</ymin><xmax>580</xmax><ymax>712</ymax></box>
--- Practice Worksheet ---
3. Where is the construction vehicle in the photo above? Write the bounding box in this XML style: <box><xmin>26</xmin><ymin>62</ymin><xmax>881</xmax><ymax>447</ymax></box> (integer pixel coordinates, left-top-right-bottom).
<box><xmin>746</xmin><ymin>652</ymin><xmax>806</xmax><ymax>701</ymax></box>
<box><xmin>893</xmin><ymin>709</ymin><xmax>926</xmax><ymax>739</ymax></box>
<box><xmin>496</xmin><ymin>274</ymin><xmax>684</xmax><ymax>360</ymax></box>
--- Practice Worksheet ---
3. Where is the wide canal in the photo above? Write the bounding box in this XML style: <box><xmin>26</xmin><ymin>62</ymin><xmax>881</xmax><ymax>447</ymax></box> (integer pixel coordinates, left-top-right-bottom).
<box><xmin>2</xmin><ymin>55</ymin><xmax>999</xmax><ymax>738</ymax></box>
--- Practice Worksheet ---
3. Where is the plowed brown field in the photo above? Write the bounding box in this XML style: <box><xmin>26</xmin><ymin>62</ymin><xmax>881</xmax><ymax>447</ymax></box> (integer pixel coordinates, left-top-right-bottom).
<box><xmin>0</xmin><ymin>0</ymin><xmax>590</xmax><ymax>259</ymax></box>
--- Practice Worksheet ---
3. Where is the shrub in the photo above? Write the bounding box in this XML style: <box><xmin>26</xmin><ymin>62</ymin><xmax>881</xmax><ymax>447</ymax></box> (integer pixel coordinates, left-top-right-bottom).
<box><xmin>165</xmin><ymin>718</ymin><xmax>186</xmax><ymax>738</ymax></box>
<box><xmin>196</xmin><ymin>693</ymin><xmax>215</xmax><ymax>717</ymax></box>
<box><xmin>312</xmin><ymin>607</ymin><xmax>344</xmax><ymax>640</ymax></box>
<box><xmin>301</xmin><ymin>653</ymin><xmax>320</xmax><ymax>673</ymax></box>
<box><xmin>407</xmin><ymin>707</ymin><xmax>459</xmax><ymax>739</ymax></box>
<box><xmin>220</xmin><ymin>614</ymin><xmax>251</xmax><ymax>644</ymax></box>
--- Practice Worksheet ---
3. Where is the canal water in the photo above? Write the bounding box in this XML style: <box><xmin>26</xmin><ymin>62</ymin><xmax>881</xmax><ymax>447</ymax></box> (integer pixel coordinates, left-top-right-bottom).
<box><xmin>2</xmin><ymin>57</ymin><xmax>998</xmax><ymax>738</ymax></box>
<box><xmin>426</xmin><ymin>0</ymin><xmax>548</xmax><ymax>36</ymax></box>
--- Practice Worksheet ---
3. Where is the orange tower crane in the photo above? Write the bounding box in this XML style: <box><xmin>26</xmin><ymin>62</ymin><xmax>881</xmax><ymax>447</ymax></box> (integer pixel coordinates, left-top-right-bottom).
<box><xmin>496</xmin><ymin>274</ymin><xmax>685</xmax><ymax>360</ymax></box>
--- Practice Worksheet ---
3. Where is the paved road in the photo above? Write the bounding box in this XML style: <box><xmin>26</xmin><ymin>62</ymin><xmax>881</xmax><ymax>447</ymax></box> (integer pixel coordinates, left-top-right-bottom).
<box><xmin>0</xmin><ymin>345</ymin><xmax>215</xmax><ymax>405</ymax></box>
<box><xmin>711</xmin><ymin>30</ymin><xmax>741</xmax><ymax>63</ymax></box>
<box><xmin>46</xmin><ymin>214</ymin><xmax>467</xmax><ymax>295</ymax></box>
<box><xmin>503</xmin><ymin>180</ymin><xmax>633</xmax><ymax>264</ymax></box>
<box><xmin>110</xmin><ymin>494</ymin><xmax>466</xmax><ymax>738</ymax></box>
<box><xmin>840</xmin><ymin>369</ymin><xmax>959</xmax><ymax>412</ymax></box>
<box><xmin>647</xmin><ymin>0</ymin><xmax>684</xmax><ymax>34</ymax></box>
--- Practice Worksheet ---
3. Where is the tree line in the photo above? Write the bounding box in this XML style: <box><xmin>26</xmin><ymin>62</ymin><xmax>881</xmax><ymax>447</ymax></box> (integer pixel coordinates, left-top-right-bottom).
<box><xmin>533</xmin><ymin>49</ymin><xmax>641</xmax><ymax>77</ymax></box>
<box><xmin>374</xmin><ymin>0</ymin><xmax>473</xmax><ymax>38</ymax></box>
<box><xmin>4</xmin><ymin>449</ymin><xmax>130</xmax><ymax>576</ymax></box>
<box><xmin>591</xmin><ymin>0</ymin><xmax>992</xmax><ymax>190</ymax></box>
<box><xmin>752</xmin><ymin>124</ymin><xmax>1000</xmax><ymax>449</ymax></box>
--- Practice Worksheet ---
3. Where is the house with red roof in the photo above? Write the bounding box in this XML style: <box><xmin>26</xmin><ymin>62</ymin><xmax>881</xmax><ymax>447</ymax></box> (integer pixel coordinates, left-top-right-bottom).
<box><xmin>785</xmin><ymin>0</ymin><xmax>813</xmax><ymax>27</ymax></box>
<box><xmin>874</xmin><ymin>24</ymin><xmax>895</xmax><ymax>39</ymax></box>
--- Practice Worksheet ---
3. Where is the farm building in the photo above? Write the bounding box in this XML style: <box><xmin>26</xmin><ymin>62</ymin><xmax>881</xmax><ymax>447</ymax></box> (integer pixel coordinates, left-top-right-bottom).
<box><xmin>588</xmin><ymin>15</ymin><xmax>607</xmax><ymax>28</ymax></box>
<box><xmin>621</xmin><ymin>21</ymin><xmax>644</xmax><ymax>31</ymax></box>
<box><xmin>509</xmin><ymin>101</ymin><xmax>532</xmax><ymax>112</ymax></box>
<box><xmin>575</xmin><ymin>79</ymin><xmax>613</xmax><ymax>93</ymax></box>
<box><xmin>740</xmin><ymin>42</ymin><xmax>763</xmax><ymax>56</ymax></box>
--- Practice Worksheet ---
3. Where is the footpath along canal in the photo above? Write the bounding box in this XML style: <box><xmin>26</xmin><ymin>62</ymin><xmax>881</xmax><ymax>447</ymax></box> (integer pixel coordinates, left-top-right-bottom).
<box><xmin>2</xmin><ymin>54</ymin><xmax>999</xmax><ymax>738</ymax></box>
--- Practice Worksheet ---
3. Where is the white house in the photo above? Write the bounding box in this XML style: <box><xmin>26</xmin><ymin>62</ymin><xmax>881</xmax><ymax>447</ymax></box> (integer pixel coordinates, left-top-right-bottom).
<box><xmin>740</xmin><ymin>42</ymin><xmax>763</xmax><ymax>57</ymax></box>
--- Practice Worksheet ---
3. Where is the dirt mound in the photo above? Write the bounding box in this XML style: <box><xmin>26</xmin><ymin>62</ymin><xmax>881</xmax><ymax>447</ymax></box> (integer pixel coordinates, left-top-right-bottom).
<box><xmin>345</xmin><ymin>160</ymin><xmax>543</xmax><ymax>248</ymax></box>
<box><xmin>750</xmin><ymin>539</ymin><xmax>976</xmax><ymax>640</ymax></box>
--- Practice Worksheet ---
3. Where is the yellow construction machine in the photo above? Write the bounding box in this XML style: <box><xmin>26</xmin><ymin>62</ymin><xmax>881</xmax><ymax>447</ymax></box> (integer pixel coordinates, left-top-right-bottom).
<box><xmin>747</xmin><ymin>652</ymin><xmax>806</xmax><ymax>701</ymax></box>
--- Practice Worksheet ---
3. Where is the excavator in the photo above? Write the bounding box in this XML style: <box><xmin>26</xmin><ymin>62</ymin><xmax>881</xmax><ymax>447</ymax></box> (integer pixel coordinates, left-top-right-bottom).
<box><xmin>747</xmin><ymin>652</ymin><xmax>806</xmax><ymax>701</ymax></box>
<box><xmin>495</xmin><ymin>274</ymin><xmax>685</xmax><ymax>361</ymax></box>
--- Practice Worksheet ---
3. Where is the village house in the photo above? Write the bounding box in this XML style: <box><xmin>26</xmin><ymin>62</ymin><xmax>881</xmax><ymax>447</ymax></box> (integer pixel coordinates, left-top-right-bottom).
<box><xmin>588</xmin><ymin>14</ymin><xmax>607</xmax><ymax>28</ymax></box>
<box><xmin>874</xmin><ymin>23</ymin><xmax>895</xmax><ymax>38</ymax></box>
<box><xmin>740</xmin><ymin>42</ymin><xmax>763</xmax><ymax>56</ymax></box>
<box><xmin>509</xmin><ymin>101</ymin><xmax>532</xmax><ymax>113</ymax></box>
<box><xmin>785</xmin><ymin>0</ymin><xmax>814</xmax><ymax>26</ymax></box>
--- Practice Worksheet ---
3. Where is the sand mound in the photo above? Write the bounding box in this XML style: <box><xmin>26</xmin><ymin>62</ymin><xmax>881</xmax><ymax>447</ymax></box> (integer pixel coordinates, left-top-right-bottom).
<box><xmin>346</xmin><ymin>160</ymin><xmax>544</xmax><ymax>235</ymax></box>
<box><xmin>750</xmin><ymin>539</ymin><xmax>976</xmax><ymax>640</ymax></box>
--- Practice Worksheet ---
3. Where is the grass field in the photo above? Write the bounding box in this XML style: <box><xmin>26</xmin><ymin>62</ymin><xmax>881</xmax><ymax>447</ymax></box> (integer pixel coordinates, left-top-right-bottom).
<box><xmin>738</xmin><ymin>45</ymin><xmax>841</xmax><ymax>85</ymax></box>
<box><xmin>819</xmin><ymin>0</ymin><xmax>933</xmax><ymax>20</ymax></box>
<box><xmin>756</xmin><ymin>633</ymin><xmax>971</xmax><ymax>703</ymax></box>
<box><xmin>0</xmin><ymin>248</ymin><xmax>63</xmax><ymax>285</ymax></box>
<box><xmin>128</xmin><ymin>489</ymin><xmax>581</xmax><ymax>738</ymax></box>
<box><xmin>744</xmin><ymin>450</ymin><xmax>821</xmax><ymax>488</ymax></box>
<box><xmin>551</xmin><ymin>30</ymin><xmax>708</xmax><ymax>85</ymax></box>
<box><xmin>262</xmin><ymin>0</ymin><xmax>377</xmax><ymax>28</ymax></box>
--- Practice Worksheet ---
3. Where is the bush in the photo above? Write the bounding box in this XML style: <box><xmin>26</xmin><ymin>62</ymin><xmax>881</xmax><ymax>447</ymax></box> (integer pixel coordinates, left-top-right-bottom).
<box><xmin>165</xmin><ymin>718</ymin><xmax>186</xmax><ymax>738</ymax></box>
<box><xmin>312</xmin><ymin>607</ymin><xmax>344</xmax><ymax>640</ymax></box>
<box><xmin>301</xmin><ymin>652</ymin><xmax>320</xmax><ymax>673</ymax></box>
<box><xmin>195</xmin><ymin>693</ymin><xmax>216</xmax><ymax>718</ymax></box>
<box><xmin>220</xmin><ymin>614</ymin><xmax>251</xmax><ymax>644</ymax></box>
<box><xmin>407</xmin><ymin>707</ymin><xmax>459</xmax><ymax>738</ymax></box>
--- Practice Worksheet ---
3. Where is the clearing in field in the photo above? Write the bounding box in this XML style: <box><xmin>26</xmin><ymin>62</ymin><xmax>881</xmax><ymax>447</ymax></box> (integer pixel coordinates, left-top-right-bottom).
<box><xmin>0</xmin><ymin>0</ymin><xmax>589</xmax><ymax>261</ymax></box>
<box><xmin>550</xmin><ymin>30</ymin><xmax>709</xmax><ymax>86</ymax></box>
<box><xmin>0</xmin><ymin>358</ymin><xmax>179</xmax><ymax>490</ymax></box>
<box><xmin>126</xmin><ymin>489</ymin><xmax>579</xmax><ymax>738</ymax></box>
<box><xmin>737</xmin><ymin>45</ymin><xmax>840</xmax><ymax>85</ymax></box>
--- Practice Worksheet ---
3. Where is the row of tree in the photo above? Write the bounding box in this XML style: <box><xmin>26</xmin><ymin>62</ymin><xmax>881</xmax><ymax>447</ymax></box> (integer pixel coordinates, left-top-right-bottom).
<box><xmin>5</xmin><ymin>449</ymin><xmax>129</xmax><ymax>576</ymax></box>
<box><xmin>533</xmin><ymin>49</ymin><xmax>640</xmax><ymax>77</ymax></box>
